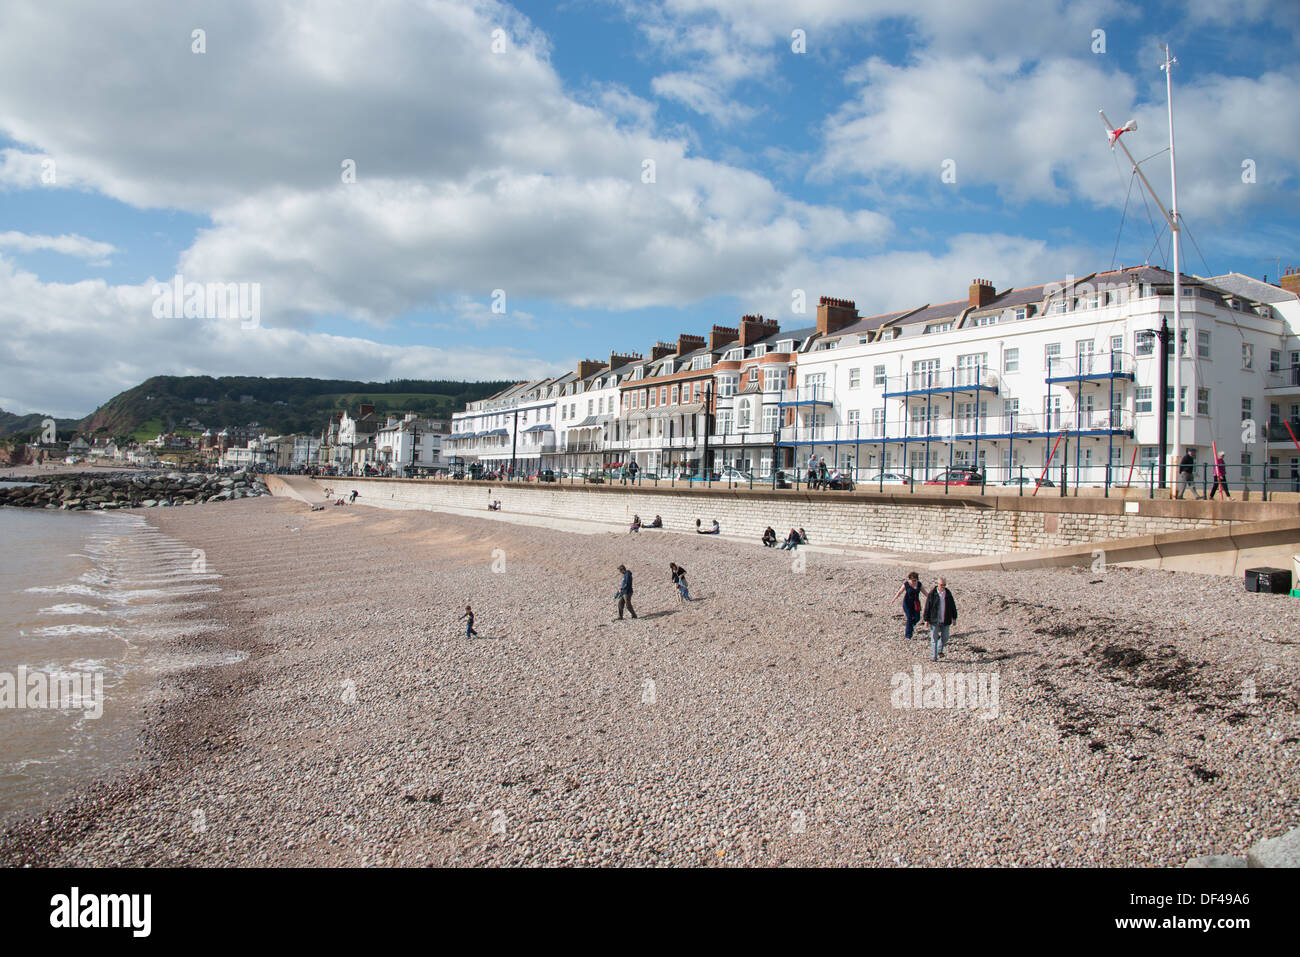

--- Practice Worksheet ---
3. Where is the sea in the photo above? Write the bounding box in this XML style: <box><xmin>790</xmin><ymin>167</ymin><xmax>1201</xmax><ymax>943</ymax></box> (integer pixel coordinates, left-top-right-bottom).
<box><xmin>0</xmin><ymin>485</ymin><xmax>243</xmax><ymax>826</ymax></box>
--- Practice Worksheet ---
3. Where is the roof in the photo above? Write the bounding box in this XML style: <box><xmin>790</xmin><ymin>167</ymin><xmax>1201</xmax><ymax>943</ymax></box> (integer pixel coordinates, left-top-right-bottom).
<box><xmin>1200</xmin><ymin>272</ymin><xmax>1297</xmax><ymax>305</ymax></box>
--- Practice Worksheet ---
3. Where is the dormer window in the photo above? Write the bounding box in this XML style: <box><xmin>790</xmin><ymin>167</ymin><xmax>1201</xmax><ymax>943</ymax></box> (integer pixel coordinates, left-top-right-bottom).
<box><xmin>725</xmin><ymin>348</ymin><xmax>742</xmax><ymax>361</ymax></box>
<box><xmin>776</xmin><ymin>340</ymin><xmax>793</xmax><ymax>352</ymax></box>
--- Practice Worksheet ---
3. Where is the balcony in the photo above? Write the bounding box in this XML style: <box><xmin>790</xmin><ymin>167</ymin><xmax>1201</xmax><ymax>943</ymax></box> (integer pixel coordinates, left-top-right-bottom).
<box><xmin>1265</xmin><ymin>420</ymin><xmax>1300</xmax><ymax>446</ymax></box>
<box><xmin>779</xmin><ymin>411</ymin><xmax>1133</xmax><ymax>446</ymax></box>
<box><xmin>1264</xmin><ymin>366</ymin><xmax>1300</xmax><ymax>394</ymax></box>
<box><xmin>709</xmin><ymin>431</ymin><xmax>778</xmax><ymax>447</ymax></box>
<box><xmin>883</xmin><ymin>368</ymin><xmax>1000</xmax><ymax>398</ymax></box>
<box><xmin>1045</xmin><ymin>352</ymin><xmax>1135</xmax><ymax>383</ymax></box>
<box><xmin>779</xmin><ymin>385</ymin><xmax>833</xmax><ymax>407</ymax></box>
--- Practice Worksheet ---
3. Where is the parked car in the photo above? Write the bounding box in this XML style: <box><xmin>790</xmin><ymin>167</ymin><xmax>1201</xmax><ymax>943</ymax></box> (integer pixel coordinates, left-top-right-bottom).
<box><xmin>864</xmin><ymin>472</ymin><xmax>912</xmax><ymax>486</ymax></box>
<box><xmin>1002</xmin><ymin>475</ymin><xmax>1054</xmax><ymax>487</ymax></box>
<box><xmin>535</xmin><ymin>469</ymin><xmax>556</xmax><ymax>482</ymax></box>
<box><xmin>924</xmin><ymin>468</ymin><xmax>985</xmax><ymax>486</ymax></box>
<box><xmin>717</xmin><ymin>467</ymin><xmax>753</xmax><ymax>483</ymax></box>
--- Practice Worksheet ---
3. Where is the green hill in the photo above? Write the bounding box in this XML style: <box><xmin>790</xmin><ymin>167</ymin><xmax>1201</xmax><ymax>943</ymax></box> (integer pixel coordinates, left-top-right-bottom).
<box><xmin>74</xmin><ymin>375</ymin><xmax>517</xmax><ymax>443</ymax></box>
<box><xmin>0</xmin><ymin>409</ymin><xmax>82</xmax><ymax>443</ymax></box>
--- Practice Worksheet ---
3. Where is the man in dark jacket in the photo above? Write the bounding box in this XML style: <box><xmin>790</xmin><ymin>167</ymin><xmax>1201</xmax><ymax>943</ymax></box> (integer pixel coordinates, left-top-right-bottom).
<box><xmin>922</xmin><ymin>577</ymin><xmax>958</xmax><ymax>661</ymax></box>
<box><xmin>616</xmin><ymin>564</ymin><xmax>637</xmax><ymax>620</ymax></box>
<box><xmin>1176</xmin><ymin>449</ymin><xmax>1199</xmax><ymax>499</ymax></box>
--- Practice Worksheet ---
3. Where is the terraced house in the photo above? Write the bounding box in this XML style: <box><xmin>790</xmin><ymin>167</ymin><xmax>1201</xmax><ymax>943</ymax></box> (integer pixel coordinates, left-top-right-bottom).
<box><xmin>447</xmin><ymin>267</ymin><xmax>1300</xmax><ymax>490</ymax></box>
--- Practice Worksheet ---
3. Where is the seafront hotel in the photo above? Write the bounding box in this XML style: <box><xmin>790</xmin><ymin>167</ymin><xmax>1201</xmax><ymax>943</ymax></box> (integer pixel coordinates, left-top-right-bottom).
<box><xmin>447</xmin><ymin>266</ymin><xmax>1300</xmax><ymax>488</ymax></box>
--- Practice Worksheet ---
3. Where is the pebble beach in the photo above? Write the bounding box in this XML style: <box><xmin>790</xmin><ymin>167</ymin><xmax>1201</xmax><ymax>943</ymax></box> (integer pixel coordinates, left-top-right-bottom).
<box><xmin>2</xmin><ymin>493</ymin><xmax>1297</xmax><ymax>867</ymax></box>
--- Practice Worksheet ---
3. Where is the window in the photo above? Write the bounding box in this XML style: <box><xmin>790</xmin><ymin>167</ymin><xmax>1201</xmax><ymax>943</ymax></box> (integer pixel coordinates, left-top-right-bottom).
<box><xmin>1045</xmin><ymin>343</ymin><xmax>1061</xmax><ymax>368</ymax></box>
<box><xmin>871</xmin><ymin>408</ymin><xmax>885</xmax><ymax>437</ymax></box>
<box><xmin>1197</xmin><ymin>330</ymin><xmax>1211</xmax><ymax>359</ymax></box>
<box><xmin>1111</xmin><ymin>335</ymin><xmax>1124</xmax><ymax>353</ymax></box>
<box><xmin>1165</xmin><ymin>386</ymin><xmax>1187</xmax><ymax>415</ymax></box>
<box><xmin>1140</xmin><ymin>446</ymin><xmax>1160</xmax><ymax>469</ymax></box>
<box><xmin>972</xmin><ymin>313</ymin><xmax>998</xmax><ymax>326</ymax></box>
<box><xmin>848</xmin><ymin>368</ymin><xmax>861</xmax><ymax>389</ymax></box>
<box><xmin>716</xmin><ymin>410</ymin><xmax>733</xmax><ymax>433</ymax></box>
<box><xmin>1003</xmin><ymin>348</ymin><xmax>1019</xmax><ymax>374</ymax></box>
<box><xmin>670</xmin><ymin>385</ymin><xmax>679</xmax><ymax>404</ymax></box>
<box><xmin>659</xmin><ymin>387</ymin><xmax>667</xmax><ymax>405</ymax></box>
<box><xmin>1014</xmin><ymin>307</ymin><xmax>1028</xmax><ymax>321</ymax></box>
<box><xmin>776</xmin><ymin>340</ymin><xmax>793</xmax><ymax>352</ymax></box>
<box><xmin>1136</xmin><ymin>331</ymin><xmax>1155</xmax><ymax>357</ymax></box>
<box><xmin>1270</xmin><ymin>349</ymin><xmax>1282</xmax><ymax>372</ymax></box>
<box><xmin>737</xmin><ymin>400</ymin><xmax>752</xmax><ymax>429</ymax></box>
<box><xmin>648</xmin><ymin>389</ymin><xmax>656</xmax><ymax>408</ymax></box>
<box><xmin>924</xmin><ymin>322</ymin><xmax>953</xmax><ymax>334</ymax></box>
<box><xmin>749</xmin><ymin>367</ymin><xmax>759</xmax><ymax>381</ymax></box>
<box><xmin>847</xmin><ymin>410</ymin><xmax>861</xmax><ymax>425</ymax></box>
<box><xmin>873</xmin><ymin>365</ymin><xmax>886</xmax><ymax>387</ymax></box>
<box><xmin>763</xmin><ymin>369</ymin><xmax>781</xmax><ymax>392</ymax></box>
<box><xmin>1242</xmin><ymin>397</ymin><xmax>1253</xmax><ymax>427</ymax></box>
<box><xmin>1135</xmin><ymin>387</ymin><xmax>1153</xmax><ymax>414</ymax></box>
<box><xmin>1197</xmin><ymin>388</ymin><xmax>1210</xmax><ymax>416</ymax></box>
<box><xmin>762</xmin><ymin>406</ymin><xmax>778</xmax><ymax>433</ymax></box>
<box><xmin>587</xmin><ymin>400</ymin><xmax>594</xmax><ymax>415</ymax></box>
<box><xmin>725</xmin><ymin>348</ymin><xmax>742</xmax><ymax>361</ymax></box>
<box><xmin>1044</xmin><ymin>395</ymin><xmax>1062</xmax><ymax>430</ymax></box>
<box><xmin>752</xmin><ymin>345</ymin><xmax>766</xmax><ymax>357</ymax></box>
<box><xmin>718</xmin><ymin>374</ymin><xmax>738</xmax><ymax>397</ymax></box>
<box><xmin>1241</xmin><ymin>451</ymin><xmax>1252</xmax><ymax>481</ymax></box>
<box><xmin>1242</xmin><ymin>342</ymin><xmax>1254</xmax><ymax>370</ymax></box>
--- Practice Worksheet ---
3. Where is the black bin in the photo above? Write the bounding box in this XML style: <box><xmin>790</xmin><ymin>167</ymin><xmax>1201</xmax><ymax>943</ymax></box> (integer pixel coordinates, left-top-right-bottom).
<box><xmin>1245</xmin><ymin>567</ymin><xmax>1293</xmax><ymax>593</ymax></box>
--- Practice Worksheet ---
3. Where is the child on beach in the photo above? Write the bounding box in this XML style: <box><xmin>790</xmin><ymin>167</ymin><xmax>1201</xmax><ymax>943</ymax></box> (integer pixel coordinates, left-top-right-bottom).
<box><xmin>891</xmin><ymin>572</ymin><xmax>927</xmax><ymax>640</ymax></box>
<box><xmin>460</xmin><ymin>605</ymin><xmax>479</xmax><ymax>639</ymax></box>
<box><xmin>670</xmin><ymin>562</ymin><xmax>691</xmax><ymax>601</ymax></box>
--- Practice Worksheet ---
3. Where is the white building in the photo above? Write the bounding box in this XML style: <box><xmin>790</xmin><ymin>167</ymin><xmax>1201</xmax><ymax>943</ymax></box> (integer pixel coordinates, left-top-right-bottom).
<box><xmin>375</xmin><ymin>414</ymin><xmax>447</xmax><ymax>474</ymax></box>
<box><xmin>785</xmin><ymin>267</ymin><xmax>1300</xmax><ymax>490</ymax></box>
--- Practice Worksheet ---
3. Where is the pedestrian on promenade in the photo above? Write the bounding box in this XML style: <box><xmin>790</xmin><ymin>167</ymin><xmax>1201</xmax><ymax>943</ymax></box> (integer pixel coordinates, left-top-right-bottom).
<box><xmin>1176</xmin><ymin>449</ymin><xmax>1200</xmax><ymax>499</ymax></box>
<box><xmin>891</xmin><ymin>571</ymin><xmax>927</xmax><ymax>639</ymax></box>
<box><xmin>1210</xmin><ymin>452</ymin><xmax>1231</xmax><ymax>499</ymax></box>
<box><xmin>615</xmin><ymin>564</ymin><xmax>637</xmax><ymax>620</ymax></box>
<box><xmin>922</xmin><ymin>578</ymin><xmax>958</xmax><ymax>661</ymax></box>
<box><xmin>807</xmin><ymin>453</ymin><xmax>817</xmax><ymax>488</ymax></box>
<box><xmin>669</xmin><ymin>562</ymin><xmax>691</xmax><ymax>602</ymax></box>
<box><xmin>460</xmin><ymin>604</ymin><xmax>479</xmax><ymax>639</ymax></box>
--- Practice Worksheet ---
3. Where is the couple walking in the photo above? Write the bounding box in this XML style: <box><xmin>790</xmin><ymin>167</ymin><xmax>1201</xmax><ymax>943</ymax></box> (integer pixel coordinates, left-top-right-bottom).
<box><xmin>891</xmin><ymin>572</ymin><xmax>958</xmax><ymax>661</ymax></box>
<box><xmin>615</xmin><ymin>561</ymin><xmax>691</xmax><ymax>619</ymax></box>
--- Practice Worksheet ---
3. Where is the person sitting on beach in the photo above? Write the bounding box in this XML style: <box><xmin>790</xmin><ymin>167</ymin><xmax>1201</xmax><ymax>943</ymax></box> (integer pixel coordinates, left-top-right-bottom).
<box><xmin>779</xmin><ymin>528</ymin><xmax>800</xmax><ymax>550</ymax></box>
<box><xmin>798</xmin><ymin>527</ymin><xmax>808</xmax><ymax>544</ymax></box>
<box><xmin>761</xmin><ymin>526</ymin><xmax>777</xmax><ymax>547</ymax></box>
<box><xmin>649</xmin><ymin>515</ymin><xmax>663</xmax><ymax>528</ymax></box>
<box><xmin>697</xmin><ymin>519</ymin><xmax>719</xmax><ymax>535</ymax></box>
<box><xmin>629</xmin><ymin>514</ymin><xmax>642</xmax><ymax>533</ymax></box>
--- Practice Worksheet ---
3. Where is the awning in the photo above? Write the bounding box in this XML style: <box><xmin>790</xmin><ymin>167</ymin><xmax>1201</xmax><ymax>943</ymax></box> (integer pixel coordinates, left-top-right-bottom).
<box><xmin>488</xmin><ymin>428</ymin><xmax>508</xmax><ymax>436</ymax></box>
<box><xmin>522</xmin><ymin>424</ymin><xmax>553</xmax><ymax>433</ymax></box>
<box><xmin>628</xmin><ymin>411</ymin><xmax>648</xmax><ymax>422</ymax></box>
<box><xmin>673</xmin><ymin>402</ymin><xmax>706</xmax><ymax>416</ymax></box>
<box><xmin>572</xmin><ymin>414</ymin><xmax>613</xmax><ymax>428</ymax></box>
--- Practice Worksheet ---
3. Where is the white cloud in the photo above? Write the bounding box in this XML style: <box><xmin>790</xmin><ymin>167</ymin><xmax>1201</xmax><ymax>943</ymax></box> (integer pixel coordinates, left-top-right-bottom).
<box><xmin>0</xmin><ymin>255</ymin><xmax>565</xmax><ymax>418</ymax></box>
<box><xmin>0</xmin><ymin>231</ymin><xmax>116</xmax><ymax>265</ymax></box>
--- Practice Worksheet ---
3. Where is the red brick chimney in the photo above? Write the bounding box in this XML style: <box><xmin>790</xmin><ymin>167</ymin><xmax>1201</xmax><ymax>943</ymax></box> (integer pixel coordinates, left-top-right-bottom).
<box><xmin>708</xmin><ymin>324</ymin><xmax>739</xmax><ymax>351</ymax></box>
<box><xmin>739</xmin><ymin>315</ymin><xmax>780</xmax><ymax>347</ymax></box>
<box><xmin>650</xmin><ymin>342</ymin><xmax>675</xmax><ymax>361</ymax></box>
<box><xmin>1280</xmin><ymin>266</ymin><xmax>1300</xmax><ymax>297</ymax></box>
<box><xmin>676</xmin><ymin>333</ymin><xmax>706</xmax><ymax>356</ymax></box>
<box><xmin>576</xmin><ymin>358</ymin><xmax>607</xmax><ymax>379</ymax></box>
<box><xmin>609</xmin><ymin>351</ymin><xmax>642</xmax><ymax>371</ymax></box>
<box><xmin>816</xmin><ymin>296</ymin><xmax>858</xmax><ymax>336</ymax></box>
<box><xmin>968</xmin><ymin>278</ymin><xmax>997</xmax><ymax>309</ymax></box>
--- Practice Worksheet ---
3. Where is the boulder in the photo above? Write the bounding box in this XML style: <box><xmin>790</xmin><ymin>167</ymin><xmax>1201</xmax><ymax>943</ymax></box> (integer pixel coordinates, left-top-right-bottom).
<box><xmin>1247</xmin><ymin>826</ymin><xmax>1300</xmax><ymax>868</ymax></box>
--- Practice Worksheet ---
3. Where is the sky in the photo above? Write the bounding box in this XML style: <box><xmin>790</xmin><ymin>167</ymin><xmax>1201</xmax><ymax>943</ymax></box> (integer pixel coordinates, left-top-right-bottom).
<box><xmin>1</xmin><ymin>0</ymin><xmax>1297</xmax><ymax>418</ymax></box>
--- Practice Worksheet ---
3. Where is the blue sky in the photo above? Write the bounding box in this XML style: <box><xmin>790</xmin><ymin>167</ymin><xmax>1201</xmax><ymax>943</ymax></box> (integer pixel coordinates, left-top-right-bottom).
<box><xmin>0</xmin><ymin>0</ymin><xmax>1296</xmax><ymax>417</ymax></box>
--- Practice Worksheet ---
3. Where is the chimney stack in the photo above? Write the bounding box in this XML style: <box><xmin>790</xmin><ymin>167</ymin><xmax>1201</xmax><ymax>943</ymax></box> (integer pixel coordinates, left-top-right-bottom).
<box><xmin>576</xmin><ymin>358</ymin><xmax>608</xmax><ymax>380</ymax></box>
<box><xmin>676</xmin><ymin>333</ymin><xmax>706</xmax><ymax>356</ymax></box>
<box><xmin>816</xmin><ymin>296</ymin><xmax>858</xmax><ymax>336</ymax></box>
<box><xmin>739</xmin><ymin>315</ymin><xmax>780</xmax><ymax>347</ymax></box>
<box><xmin>650</xmin><ymin>341</ymin><xmax>675</xmax><ymax>361</ymax></box>
<box><xmin>609</xmin><ymin>350</ymin><xmax>643</xmax><ymax>371</ymax></box>
<box><xmin>708</xmin><ymin>324</ymin><xmax>739</xmax><ymax>351</ymax></box>
<box><xmin>968</xmin><ymin>278</ymin><xmax>997</xmax><ymax>309</ymax></box>
<box><xmin>1279</xmin><ymin>266</ymin><xmax>1300</xmax><ymax>297</ymax></box>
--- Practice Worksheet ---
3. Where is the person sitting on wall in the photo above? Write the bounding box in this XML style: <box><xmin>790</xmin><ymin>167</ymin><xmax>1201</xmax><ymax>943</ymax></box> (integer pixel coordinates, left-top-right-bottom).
<box><xmin>779</xmin><ymin>528</ymin><xmax>800</xmax><ymax>550</ymax></box>
<box><xmin>648</xmin><ymin>515</ymin><xmax>663</xmax><ymax>528</ymax></box>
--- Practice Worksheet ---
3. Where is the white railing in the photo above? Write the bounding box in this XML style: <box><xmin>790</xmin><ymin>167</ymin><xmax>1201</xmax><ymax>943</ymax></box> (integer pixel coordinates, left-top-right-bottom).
<box><xmin>883</xmin><ymin>368</ymin><xmax>999</xmax><ymax>393</ymax></box>
<box><xmin>780</xmin><ymin>385</ymin><xmax>832</xmax><ymax>404</ymax></box>
<box><xmin>1046</xmin><ymin>351</ymin><xmax>1134</xmax><ymax>378</ymax></box>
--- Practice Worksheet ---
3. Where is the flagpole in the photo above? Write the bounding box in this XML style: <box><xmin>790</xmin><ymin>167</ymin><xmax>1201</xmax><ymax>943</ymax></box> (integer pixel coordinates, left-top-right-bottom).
<box><xmin>1164</xmin><ymin>44</ymin><xmax>1183</xmax><ymax>480</ymax></box>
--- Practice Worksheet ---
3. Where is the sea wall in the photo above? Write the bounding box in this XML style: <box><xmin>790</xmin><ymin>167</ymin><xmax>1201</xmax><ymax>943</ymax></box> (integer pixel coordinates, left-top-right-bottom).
<box><xmin>280</xmin><ymin>477</ymin><xmax>1300</xmax><ymax>556</ymax></box>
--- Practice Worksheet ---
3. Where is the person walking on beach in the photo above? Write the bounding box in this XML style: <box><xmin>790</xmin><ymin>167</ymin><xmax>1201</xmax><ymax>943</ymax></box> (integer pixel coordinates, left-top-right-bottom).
<box><xmin>349</xmin><ymin>489</ymin><xmax>359</xmax><ymax>504</ymax></box>
<box><xmin>922</xmin><ymin>578</ymin><xmax>958</xmax><ymax>661</ymax></box>
<box><xmin>460</xmin><ymin>604</ymin><xmax>479</xmax><ymax>639</ymax></box>
<box><xmin>1176</xmin><ymin>449</ymin><xmax>1200</xmax><ymax>499</ymax></box>
<box><xmin>891</xmin><ymin>572</ymin><xmax>927</xmax><ymax>640</ymax></box>
<box><xmin>616</xmin><ymin>564</ymin><xmax>637</xmax><ymax>620</ymax></box>
<box><xmin>669</xmin><ymin>562</ymin><xmax>691</xmax><ymax>602</ymax></box>
<box><xmin>1210</xmin><ymin>452</ymin><xmax>1231</xmax><ymax>499</ymax></box>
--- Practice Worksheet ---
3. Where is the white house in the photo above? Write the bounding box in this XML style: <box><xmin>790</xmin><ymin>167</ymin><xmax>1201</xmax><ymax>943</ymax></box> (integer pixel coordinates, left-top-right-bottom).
<box><xmin>785</xmin><ymin>267</ymin><xmax>1300</xmax><ymax>490</ymax></box>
